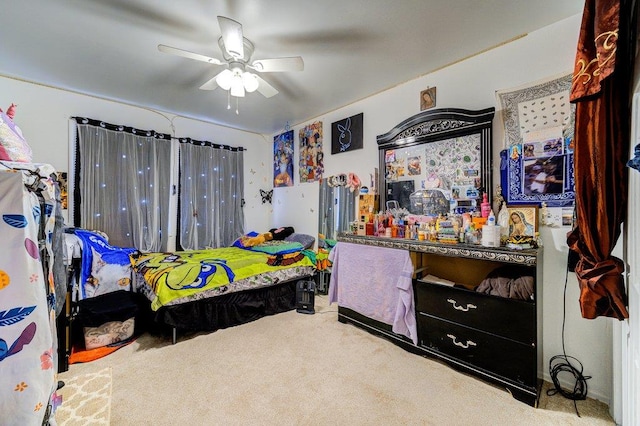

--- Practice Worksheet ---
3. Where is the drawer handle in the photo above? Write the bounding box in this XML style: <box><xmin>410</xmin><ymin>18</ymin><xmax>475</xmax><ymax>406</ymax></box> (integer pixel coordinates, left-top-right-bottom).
<box><xmin>446</xmin><ymin>298</ymin><xmax>477</xmax><ymax>312</ymax></box>
<box><xmin>447</xmin><ymin>334</ymin><xmax>477</xmax><ymax>349</ymax></box>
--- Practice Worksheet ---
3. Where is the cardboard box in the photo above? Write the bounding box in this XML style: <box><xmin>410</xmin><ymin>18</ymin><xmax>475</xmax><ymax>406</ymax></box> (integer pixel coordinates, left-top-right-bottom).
<box><xmin>358</xmin><ymin>194</ymin><xmax>379</xmax><ymax>217</ymax></box>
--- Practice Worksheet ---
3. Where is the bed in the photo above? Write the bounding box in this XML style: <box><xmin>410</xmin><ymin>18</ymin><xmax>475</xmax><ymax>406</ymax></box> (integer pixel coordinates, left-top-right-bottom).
<box><xmin>68</xmin><ymin>229</ymin><xmax>317</xmax><ymax>343</ymax></box>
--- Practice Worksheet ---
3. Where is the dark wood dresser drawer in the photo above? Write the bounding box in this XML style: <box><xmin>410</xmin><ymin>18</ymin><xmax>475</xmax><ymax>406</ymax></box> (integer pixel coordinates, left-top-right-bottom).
<box><xmin>417</xmin><ymin>314</ymin><xmax>537</xmax><ymax>387</ymax></box>
<box><xmin>415</xmin><ymin>280</ymin><xmax>535</xmax><ymax>344</ymax></box>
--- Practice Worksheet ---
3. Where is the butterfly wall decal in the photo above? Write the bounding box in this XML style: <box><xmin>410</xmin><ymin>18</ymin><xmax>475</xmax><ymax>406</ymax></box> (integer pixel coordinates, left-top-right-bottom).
<box><xmin>260</xmin><ymin>189</ymin><xmax>273</xmax><ymax>204</ymax></box>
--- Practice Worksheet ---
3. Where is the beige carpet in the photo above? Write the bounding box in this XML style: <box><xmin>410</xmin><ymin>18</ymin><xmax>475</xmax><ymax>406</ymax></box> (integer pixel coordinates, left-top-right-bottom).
<box><xmin>55</xmin><ymin>367</ymin><xmax>112</xmax><ymax>425</ymax></box>
<box><xmin>61</xmin><ymin>295</ymin><xmax>613</xmax><ymax>426</ymax></box>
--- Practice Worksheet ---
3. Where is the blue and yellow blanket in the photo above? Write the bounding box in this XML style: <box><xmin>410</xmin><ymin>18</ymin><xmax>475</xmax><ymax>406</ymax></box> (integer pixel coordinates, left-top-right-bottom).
<box><xmin>131</xmin><ymin>241</ymin><xmax>315</xmax><ymax>311</ymax></box>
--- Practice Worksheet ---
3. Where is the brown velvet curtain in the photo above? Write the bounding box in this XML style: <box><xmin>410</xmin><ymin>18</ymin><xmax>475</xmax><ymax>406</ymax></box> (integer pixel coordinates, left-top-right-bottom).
<box><xmin>567</xmin><ymin>0</ymin><xmax>636</xmax><ymax>319</ymax></box>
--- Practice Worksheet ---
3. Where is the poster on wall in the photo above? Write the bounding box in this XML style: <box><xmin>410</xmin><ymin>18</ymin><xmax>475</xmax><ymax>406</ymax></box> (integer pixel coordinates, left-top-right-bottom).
<box><xmin>299</xmin><ymin>121</ymin><xmax>323</xmax><ymax>182</ymax></box>
<box><xmin>331</xmin><ymin>113</ymin><xmax>363</xmax><ymax>154</ymax></box>
<box><xmin>501</xmin><ymin>130</ymin><xmax>575</xmax><ymax>207</ymax></box>
<box><xmin>56</xmin><ymin>171</ymin><xmax>68</xmax><ymax>209</ymax></box>
<box><xmin>274</xmin><ymin>130</ymin><xmax>294</xmax><ymax>187</ymax></box>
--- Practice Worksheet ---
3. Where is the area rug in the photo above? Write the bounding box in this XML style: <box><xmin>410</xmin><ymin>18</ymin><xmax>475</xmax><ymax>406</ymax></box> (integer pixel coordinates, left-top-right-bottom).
<box><xmin>55</xmin><ymin>367</ymin><xmax>112</xmax><ymax>425</ymax></box>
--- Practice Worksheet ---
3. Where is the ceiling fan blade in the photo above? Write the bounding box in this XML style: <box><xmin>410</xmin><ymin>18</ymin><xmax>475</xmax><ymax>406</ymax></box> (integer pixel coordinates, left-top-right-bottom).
<box><xmin>158</xmin><ymin>44</ymin><xmax>223</xmax><ymax>65</ymax></box>
<box><xmin>251</xmin><ymin>57</ymin><xmax>304</xmax><ymax>72</ymax></box>
<box><xmin>254</xmin><ymin>75</ymin><xmax>278</xmax><ymax>98</ymax></box>
<box><xmin>199</xmin><ymin>69</ymin><xmax>231</xmax><ymax>90</ymax></box>
<box><xmin>217</xmin><ymin>16</ymin><xmax>244</xmax><ymax>59</ymax></box>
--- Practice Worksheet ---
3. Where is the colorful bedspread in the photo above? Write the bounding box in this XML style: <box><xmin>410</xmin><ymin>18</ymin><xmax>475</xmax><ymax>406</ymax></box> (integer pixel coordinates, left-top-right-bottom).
<box><xmin>131</xmin><ymin>245</ymin><xmax>315</xmax><ymax>311</ymax></box>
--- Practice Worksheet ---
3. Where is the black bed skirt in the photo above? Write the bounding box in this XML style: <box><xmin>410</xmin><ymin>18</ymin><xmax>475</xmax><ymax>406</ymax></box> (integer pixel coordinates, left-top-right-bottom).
<box><xmin>146</xmin><ymin>279</ymin><xmax>301</xmax><ymax>332</ymax></box>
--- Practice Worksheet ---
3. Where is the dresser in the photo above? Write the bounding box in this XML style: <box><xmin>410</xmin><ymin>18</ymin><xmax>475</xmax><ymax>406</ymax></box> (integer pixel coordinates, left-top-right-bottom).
<box><xmin>332</xmin><ymin>234</ymin><xmax>542</xmax><ymax>406</ymax></box>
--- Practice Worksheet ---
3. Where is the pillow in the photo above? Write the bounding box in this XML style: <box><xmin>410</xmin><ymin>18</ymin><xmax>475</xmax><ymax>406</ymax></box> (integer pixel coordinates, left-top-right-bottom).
<box><xmin>284</xmin><ymin>233</ymin><xmax>315</xmax><ymax>250</ymax></box>
<box><xmin>0</xmin><ymin>106</ymin><xmax>33</xmax><ymax>163</ymax></box>
<box><xmin>269</xmin><ymin>226</ymin><xmax>295</xmax><ymax>240</ymax></box>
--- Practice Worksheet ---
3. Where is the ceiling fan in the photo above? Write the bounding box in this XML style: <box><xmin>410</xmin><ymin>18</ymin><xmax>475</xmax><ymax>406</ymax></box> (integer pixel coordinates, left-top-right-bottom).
<box><xmin>158</xmin><ymin>16</ymin><xmax>304</xmax><ymax>101</ymax></box>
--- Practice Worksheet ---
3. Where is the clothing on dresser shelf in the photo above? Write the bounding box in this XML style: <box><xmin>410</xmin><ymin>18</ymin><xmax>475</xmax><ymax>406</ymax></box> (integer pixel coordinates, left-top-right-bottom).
<box><xmin>475</xmin><ymin>265</ymin><xmax>534</xmax><ymax>301</ymax></box>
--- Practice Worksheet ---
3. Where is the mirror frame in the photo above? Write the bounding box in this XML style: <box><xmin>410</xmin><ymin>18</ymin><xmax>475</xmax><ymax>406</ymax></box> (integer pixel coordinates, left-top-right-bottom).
<box><xmin>376</xmin><ymin>107</ymin><xmax>495</xmax><ymax>214</ymax></box>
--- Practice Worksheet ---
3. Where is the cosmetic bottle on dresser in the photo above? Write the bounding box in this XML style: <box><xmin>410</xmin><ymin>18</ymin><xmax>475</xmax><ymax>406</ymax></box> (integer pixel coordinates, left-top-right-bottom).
<box><xmin>480</xmin><ymin>193</ymin><xmax>491</xmax><ymax>218</ymax></box>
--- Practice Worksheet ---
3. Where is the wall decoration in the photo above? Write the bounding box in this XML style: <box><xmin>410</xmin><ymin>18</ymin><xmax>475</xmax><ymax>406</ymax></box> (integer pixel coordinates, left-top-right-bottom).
<box><xmin>420</xmin><ymin>87</ymin><xmax>437</xmax><ymax>111</ymax></box>
<box><xmin>507</xmin><ymin>205</ymin><xmax>538</xmax><ymax>243</ymax></box>
<box><xmin>497</xmin><ymin>73</ymin><xmax>574</xmax><ymax>147</ymax></box>
<box><xmin>500</xmin><ymin>129</ymin><xmax>575</xmax><ymax>207</ymax></box>
<box><xmin>273</xmin><ymin>130</ymin><xmax>294</xmax><ymax>187</ymax></box>
<box><xmin>384</xmin><ymin>149</ymin><xmax>404</xmax><ymax>181</ymax></box>
<box><xmin>298</xmin><ymin>121</ymin><xmax>323</xmax><ymax>183</ymax></box>
<box><xmin>259</xmin><ymin>189</ymin><xmax>273</xmax><ymax>204</ymax></box>
<box><xmin>331</xmin><ymin>113</ymin><xmax>363</xmax><ymax>154</ymax></box>
<box><xmin>407</xmin><ymin>156</ymin><xmax>422</xmax><ymax>175</ymax></box>
<box><xmin>497</xmin><ymin>74</ymin><xmax>576</xmax><ymax>207</ymax></box>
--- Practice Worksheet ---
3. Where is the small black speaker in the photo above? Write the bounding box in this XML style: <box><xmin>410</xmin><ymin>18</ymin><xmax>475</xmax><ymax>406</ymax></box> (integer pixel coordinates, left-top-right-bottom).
<box><xmin>296</xmin><ymin>280</ymin><xmax>315</xmax><ymax>314</ymax></box>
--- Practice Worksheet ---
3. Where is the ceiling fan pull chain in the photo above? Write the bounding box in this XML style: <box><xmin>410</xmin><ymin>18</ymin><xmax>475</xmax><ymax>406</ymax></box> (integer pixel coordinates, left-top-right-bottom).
<box><xmin>227</xmin><ymin>91</ymin><xmax>231</xmax><ymax>110</ymax></box>
<box><xmin>236</xmin><ymin>97</ymin><xmax>239</xmax><ymax>115</ymax></box>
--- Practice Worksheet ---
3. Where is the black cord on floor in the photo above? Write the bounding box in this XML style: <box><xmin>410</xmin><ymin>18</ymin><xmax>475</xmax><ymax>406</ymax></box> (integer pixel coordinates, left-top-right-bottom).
<box><xmin>546</xmin><ymin>258</ymin><xmax>591</xmax><ymax>417</ymax></box>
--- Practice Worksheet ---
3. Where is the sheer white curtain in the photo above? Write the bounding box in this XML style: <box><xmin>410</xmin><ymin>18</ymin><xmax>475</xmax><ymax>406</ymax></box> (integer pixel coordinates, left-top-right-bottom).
<box><xmin>318</xmin><ymin>178</ymin><xmax>356</xmax><ymax>240</ymax></box>
<box><xmin>179</xmin><ymin>139</ymin><xmax>245</xmax><ymax>249</ymax></box>
<box><xmin>74</xmin><ymin>119</ymin><xmax>172</xmax><ymax>251</ymax></box>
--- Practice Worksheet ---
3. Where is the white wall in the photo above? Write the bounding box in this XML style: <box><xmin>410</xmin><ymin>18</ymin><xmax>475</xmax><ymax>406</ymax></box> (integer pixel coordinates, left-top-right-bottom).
<box><xmin>274</xmin><ymin>14</ymin><xmax>614</xmax><ymax>403</ymax></box>
<box><xmin>0</xmin><ymin>77</ymin><xmax>274</xmax><ymax>234</ymax></box>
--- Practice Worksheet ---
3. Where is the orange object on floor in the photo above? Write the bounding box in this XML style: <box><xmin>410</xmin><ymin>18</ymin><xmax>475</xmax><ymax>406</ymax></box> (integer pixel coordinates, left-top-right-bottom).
<box><xmin>68</xmin><ymin>338</ymin><xmax>135</xmax><ymax>364</ymax></box>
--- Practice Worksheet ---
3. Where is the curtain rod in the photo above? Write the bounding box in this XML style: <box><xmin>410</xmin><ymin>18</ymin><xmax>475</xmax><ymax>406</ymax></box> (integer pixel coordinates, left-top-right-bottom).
<box><xmin>71</xmin><ymin>116</ymin><xmax>247</xmax><ymax>151</ymax></box>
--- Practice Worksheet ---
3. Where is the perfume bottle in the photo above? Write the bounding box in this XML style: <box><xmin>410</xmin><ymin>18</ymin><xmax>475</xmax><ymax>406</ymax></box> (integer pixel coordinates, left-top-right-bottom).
<box><xmin>480</xmin><ymin>193</ymin><xmax>491</xmax><ymax>218</ymax></box>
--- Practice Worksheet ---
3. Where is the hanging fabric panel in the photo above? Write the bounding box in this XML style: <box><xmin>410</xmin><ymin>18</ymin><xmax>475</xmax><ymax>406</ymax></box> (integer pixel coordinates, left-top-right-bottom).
<box><xmin>568</xmin><ymin>0</ymin><xmax>637</xmax><ymax>319</ymax></box>
<box><xmin>179</xmin><ymin>139</ymin><xmax>244</xmax><ymax>249</ymax></box>
<box><xmin>0</xmin><ymin>163</ymin><xmax>59</xmax><ymax>424</ymax></box>
<box><xmin>74</xmin><ymin>118</ymin><xmax>172</xmax><ymax>252</ymax></box>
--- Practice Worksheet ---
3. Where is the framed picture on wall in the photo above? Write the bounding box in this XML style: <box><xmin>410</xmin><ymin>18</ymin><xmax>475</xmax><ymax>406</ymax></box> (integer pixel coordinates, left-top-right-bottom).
<box><xmin>420</xmin><ymin>87</ymin><xmax>437</xmax><ymax>111</ymax></box>
<box><xmin>497</xmin><ymin>74</ymin><xmax>575</xmax><ymax>208</ymax></box>
<box><xmin>500</xmin><ymin>139</ymin><xmax>575</xmax><ymax>207</ymax></box>
<box><xmin>331</xmin><ymin>113</ymin><xmax>363</xmax><ymax>154</ymax></box>
<box><xmin>506</xmin><ymin>204</ymin><xmax>538</xmax><ymax>245</ymax></box>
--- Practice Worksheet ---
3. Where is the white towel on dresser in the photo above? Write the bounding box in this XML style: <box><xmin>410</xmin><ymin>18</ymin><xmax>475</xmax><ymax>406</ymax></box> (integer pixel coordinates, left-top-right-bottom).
<box><xmin>328</xmin><ymin>242</ymin><xmax>417</xmax><ymax>344</ymax></box>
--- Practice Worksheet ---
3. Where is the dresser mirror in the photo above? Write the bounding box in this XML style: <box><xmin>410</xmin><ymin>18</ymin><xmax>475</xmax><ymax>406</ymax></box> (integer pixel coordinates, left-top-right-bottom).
<box><xmin>376</xmin><ymin>108</ymin><xmax>495</xmax><ymax>216</ymax></box>
<box><xmin>318</xmin><ymin>178</ymin><xmax>356</xmax><ymax>243</ymax></box>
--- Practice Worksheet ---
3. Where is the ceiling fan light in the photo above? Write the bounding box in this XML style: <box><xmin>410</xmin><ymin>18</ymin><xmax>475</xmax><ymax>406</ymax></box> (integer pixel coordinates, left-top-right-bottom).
<box><xmin>230</xmin><ymin>74</ymin><xmax>245</xmax><ymax>97</ymax></box>
<box><xmin>243</xmin><ymin>72</ymin><xmax>259</xmax><ymax>93</ymax></box>
<box><xmin>216</xmin><ymin>69</ymin><xmax>233</xmax><ymax>90</ymax></box>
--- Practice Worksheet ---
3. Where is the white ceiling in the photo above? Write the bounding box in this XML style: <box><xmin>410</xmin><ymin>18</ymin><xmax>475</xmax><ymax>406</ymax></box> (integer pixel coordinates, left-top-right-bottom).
<box><xmin>0</xmin><ymin>1</ymin><xmax>583</xmax><ymax>135</ymax></box>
